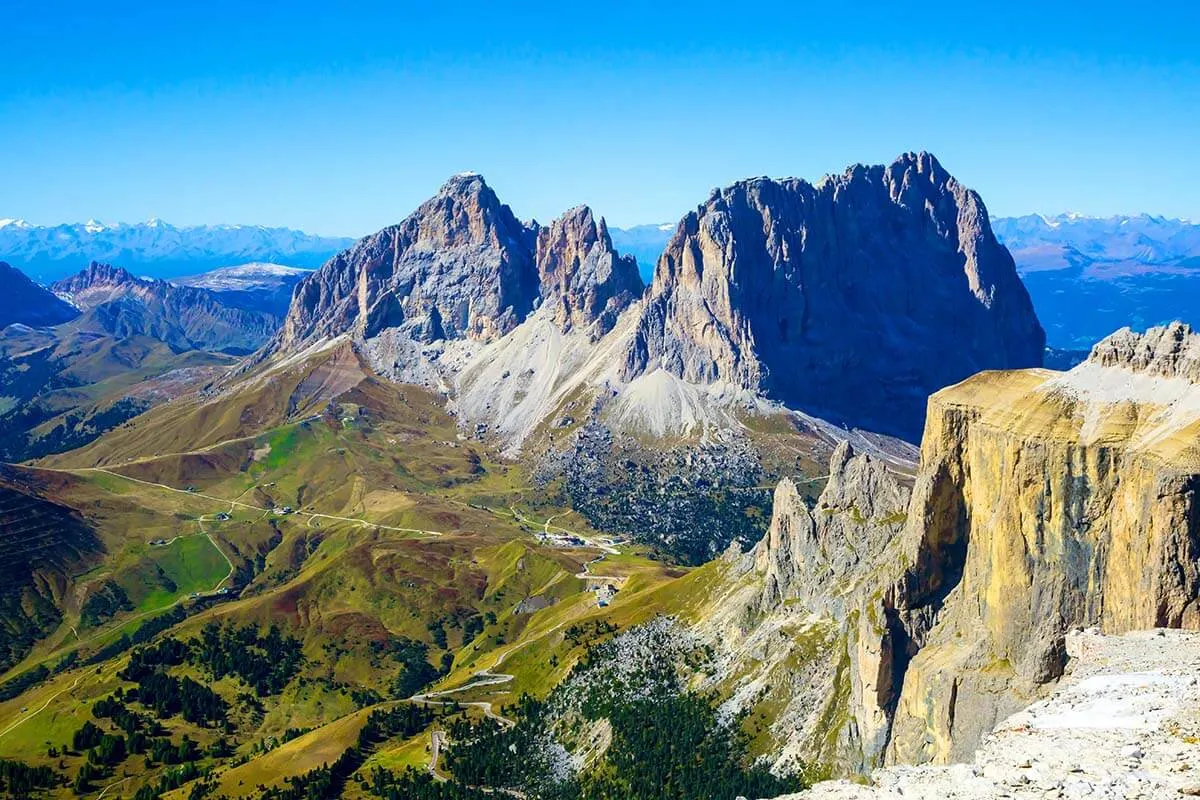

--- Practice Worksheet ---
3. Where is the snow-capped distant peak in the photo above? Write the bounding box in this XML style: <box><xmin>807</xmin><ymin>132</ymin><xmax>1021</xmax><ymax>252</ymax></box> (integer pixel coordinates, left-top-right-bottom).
<box><xmin>84</xmin><ymin>219</ymin><xmax>109</xmax><ymax>233</ymax></box>
<box><xmin>0</xmin><ymin>218</ymin><xmax>29</xmax><ymax>229</ymax></box>
<box><xmin>215</xmin><ymin>262</ymin><xmax>311</xmax><ymax>276</ymax></box>
<box><xmin>172</xmin><ymin>262</ymin><xmax>314</xmax><ymax>291</ymax></box>
<box><xmin>656</xmin><ymin>223</ymin><xmax>674</xmax><ymax>232</ymax></box>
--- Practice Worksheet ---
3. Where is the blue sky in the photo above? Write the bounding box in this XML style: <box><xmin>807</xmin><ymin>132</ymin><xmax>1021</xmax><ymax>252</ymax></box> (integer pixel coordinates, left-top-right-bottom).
<box><xmin>3</xmin><ymin>1</ymin><xmax>1199</xmax><ymax>235</ymax></box>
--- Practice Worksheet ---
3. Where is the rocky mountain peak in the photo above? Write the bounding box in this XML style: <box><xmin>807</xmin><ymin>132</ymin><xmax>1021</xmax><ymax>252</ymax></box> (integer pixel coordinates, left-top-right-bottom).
<box><xmin>53</xmin><ymin>261</ymin><xmax>142</xmax><ymax>295</ymax></box>
<box><xmin>755</xmin><ymin>441</ymin><xmax>910</xmax><ymax>614</ymax></box>
<box><xmin>51</xmin><ymin>262</ymin><xmax>159</xmax><ymax>311</ymax></box>
<box><xmin>415</xmin><ymin>172</ymin><xmax>526</xmax><ymax>252</ymax></box>
<box><xmin>1087</xmin><ymin>321</ymin><xmax>1200</xmax><ymax>382</ymax></box>
<box><xmin>277</xmin><ymin>173</ymin><xmax>540</xmax><ymax>353</ymax></box>
<box><xmin>535</xmin><ymin>205</ymin><xmax>644</xmax><ymax>337</ymax></box>
<box><xmin>623</xmin><ymin>152</ymin><xmax>1045</xmax><ymax>439</ymax></box>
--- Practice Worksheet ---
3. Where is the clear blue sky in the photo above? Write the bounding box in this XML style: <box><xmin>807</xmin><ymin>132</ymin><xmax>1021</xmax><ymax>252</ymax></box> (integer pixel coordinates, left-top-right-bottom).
<box><xmin>3</xmin><ymin>1</ymin><xmax>1198</xmax><ymax>235</ymax></box>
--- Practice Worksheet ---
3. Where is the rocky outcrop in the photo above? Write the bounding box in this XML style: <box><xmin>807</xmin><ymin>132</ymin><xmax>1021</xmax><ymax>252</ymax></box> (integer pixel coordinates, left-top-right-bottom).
<box><xmin>535</xmin><ymin>206</ymin><xmax>643</xmax><ymax>338</ymax></box>
<box><xmin>0</xmin><ymin>261</ymin><xmax>78</xmax><ymax>329</ymax></box>
<box><xmin>1087</xmin><ymin>320</ymin><xmax>1200</xmax><ymax>381</ymax></box>
<box><xmin>53</xmin><ymin>262</ymin><xmax>279</xmax><ymax>354</ymax></box>
<box><xmin>277</xmin><ymin>173</ymin><xmax>540</xmax><ymax>350</ymax></box>
<box><xmin>622</xmin><ymin>152</ymin><xmax>1045</xmax><ymax>439</ymax></box>
<box><xmin>756</xmin><ymin>442</ymin><xmax>909</xmax><ymax>616</ymax></box>
<box><xmin>775</xmin><ymin>629</ymin><xmax>1200</xmax><ymax>799</ymax></box>
<box><xmin>723</xmin><ymin>443</ymin><xmax>911</xmax><ymax>772</ymax></box>
<box><xmin>738</xmin><ymin>324</ymin><xmax>1200</xmax><ymax>773</ymax></box>
<box><xmin>883</xmin><ymin>324</ymin><xmax>1200</xmax><ymax>765</ymax></box>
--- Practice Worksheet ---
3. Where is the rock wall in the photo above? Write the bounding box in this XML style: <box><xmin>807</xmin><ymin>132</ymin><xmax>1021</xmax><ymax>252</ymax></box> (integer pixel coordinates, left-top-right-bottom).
<box><xmin>887</xmin><ymin>350</ymin><xmax>1200</xmax><ymax>764</ymax></box>
<box><xmin>535</xmin><ymin>206</ymin><xmax>643</xmax><ymax>338</ymax></box>
<box><xmin>749</xmin><ymin>324</ymin><xmax>1200</xmax><ymax>771</ymax></box>
<box><xmin>622</xmin><ymin>151</ymin><xmax>1045</xmax><ymax>439</ymax></box>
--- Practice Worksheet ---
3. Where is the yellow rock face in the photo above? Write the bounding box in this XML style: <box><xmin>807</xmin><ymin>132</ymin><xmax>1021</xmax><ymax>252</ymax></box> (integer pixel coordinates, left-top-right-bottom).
<box><xmin>888</xmin><ymin>366</ymin><xmax>1200</xmax><ymax>764</ymax></box>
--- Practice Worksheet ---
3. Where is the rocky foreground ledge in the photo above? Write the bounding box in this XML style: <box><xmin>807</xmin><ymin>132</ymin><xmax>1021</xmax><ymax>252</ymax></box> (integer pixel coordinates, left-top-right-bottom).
<box><xmin>772</xmin><ymin>629</ymin><xmax>1200</xmax><ymax>799</ymax></box>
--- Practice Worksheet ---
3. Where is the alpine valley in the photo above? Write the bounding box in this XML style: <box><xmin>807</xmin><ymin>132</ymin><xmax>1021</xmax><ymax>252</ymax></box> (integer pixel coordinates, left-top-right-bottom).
<box><xmin>1</xmin><ymin>153</ymin><xmax>1198</xmax><ymax>800</ymax></box>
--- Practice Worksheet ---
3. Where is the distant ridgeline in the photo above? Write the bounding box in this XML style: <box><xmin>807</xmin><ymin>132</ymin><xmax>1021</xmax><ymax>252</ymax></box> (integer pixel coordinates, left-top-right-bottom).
<box><xmin>0</xmin><ymin>217</ymin><xmax>351</xmax><ymax>281</ymax></box>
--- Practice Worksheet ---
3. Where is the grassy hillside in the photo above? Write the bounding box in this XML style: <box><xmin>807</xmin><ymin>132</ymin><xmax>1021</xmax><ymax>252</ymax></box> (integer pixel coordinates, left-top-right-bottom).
<box><xmin>0</xmin><ymin>323</ymin><xmax>233</xmax><ymax>462</ymax></box>
<box><xmin>0</xmin><ymin>341</ymin><xmax>829</xmax><ymax>799</ymax></box>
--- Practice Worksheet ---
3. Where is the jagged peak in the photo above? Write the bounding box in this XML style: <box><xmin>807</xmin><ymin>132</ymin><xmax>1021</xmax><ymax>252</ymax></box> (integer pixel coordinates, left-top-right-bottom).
<box><xmin>714</xmin><ymin>152</ymin><xmax>954</xmax><ymax>200</ymax></box>
<box><xmin>540</xmin><ymin>205</ymin><xmax>606</xmax><ymax>250</ymax></box>
<box><xmin>755</xmin><ymin>441</ymin><xmax>910</xmax><ymax>615</ymax></box>
<box><xmin>433</xmin><ymin>171</ymin><xmax>493</xmax><ymax>200</ymax></box>
<box><xmin>535</xmin><ymin>204</ymin><xmax>643</xmax><ymax>337</ymax></box>
<box><xmin>1087</xmin><ymin>321</ymin><xmax>1200</xmax><ymax>383</ymax></box>
<box><xmin>398</xmin><ymin>171</ymin><xmax>527</xmax><ymax>238</ymax></box>
<box><xmin>53</xmin><ymin>261</ymin><xmax>143</xmax><ymax>292</ymax></box>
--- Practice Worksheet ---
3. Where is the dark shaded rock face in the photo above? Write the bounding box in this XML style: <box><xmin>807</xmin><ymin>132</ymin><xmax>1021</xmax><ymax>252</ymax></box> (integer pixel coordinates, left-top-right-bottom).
<box><xmin>52</xmin><ymin>262</ymin><xmax>279</xmax><ymax>355</ymax></box>
<box><xmin>278</xmin><ymin>173</ymin><xmax>541</xmax><ymax>349</ymax></box>
<box><xmin>622</xmin><ymin>152</ymin><xmax>1046</xmax><ymax>440</ymax></box>
<box><xmin>0</xmin><ymin>261</ymin><xmax>79</xmax><ymax>329</ymax></box>
<box><xmin>536</xmin><ymin>206</ymin><xmax>644</xmax><ymax>338</ymax></box>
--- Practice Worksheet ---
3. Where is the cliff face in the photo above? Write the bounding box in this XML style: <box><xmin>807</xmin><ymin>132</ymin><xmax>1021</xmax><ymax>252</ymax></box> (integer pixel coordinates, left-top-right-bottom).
<box><xmin>535</xmin><ymin>206</ymin><xmax>643</xmax><ymax>339</ymax></box>
<box><xmin>278</xmin><ymin>174</ymin><xmax>541</xmax><ymax>350</ymax></box>
<box><xmin>622</xmin><ymin>152</ymin><xmax>1045</xmax><ymax>439</ymax></box>
<box><xmin>742</xmin><ymin>323</ymin><xmax>1200</xmax><ymax>772</ymax></box>
<box><xmin>886</xmin><ymin>323</ymin><xmax>1200</xmax><ymax>764</ymax></box>
<box><xmin>52</xmin><ymin>262</ymin><xmax>278</xmax><ymax>355</ymax></box>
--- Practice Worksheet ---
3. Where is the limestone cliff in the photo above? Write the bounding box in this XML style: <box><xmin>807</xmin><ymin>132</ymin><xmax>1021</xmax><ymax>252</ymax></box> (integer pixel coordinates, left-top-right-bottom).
<box><xmin>622</xmin><ymin>151</ymin><xmax>1045</xmax><ymax>439</ymax></box>
<box><xmin>737</xmin><ymin>323</ymin><xmax>1200</xmax><ymax>774</ymax></box>
<box><xmin>886</xmin><ymin>322</ymin><xmax>1200</xmax><ymax>764</ymax></box>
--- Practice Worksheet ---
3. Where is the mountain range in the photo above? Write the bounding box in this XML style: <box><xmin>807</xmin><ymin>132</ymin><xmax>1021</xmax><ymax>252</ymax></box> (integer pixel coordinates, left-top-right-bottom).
<box><xmin>0</xmin><ymin>217</ymin><xmax>351</xmax><ymax>281</ymax></box>
<box><xmin>5</xmin><ymin>208</ymin><xmax>1196</xmax><ymax>353</ymax></box>
<box><xmin>0</xmin><ymin>261</ymin><xmax>288</xmax><ymax>462</ymax></box>
<box><xmin>0</xmin><ymin>153</ymin><xmax>1198</xmax><ymax>800</ymax></box>
<box><xmin>275</xmin><ymin>153</ymin><xmax>1042</xmax><ymax>444</ymax></box>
